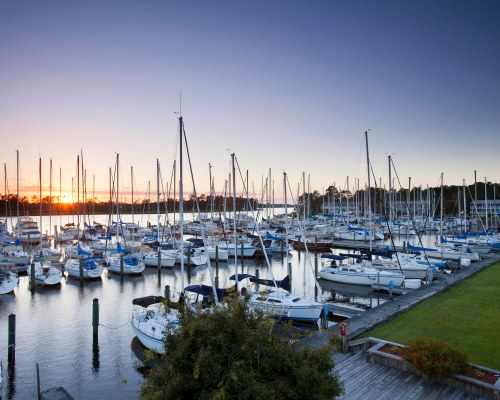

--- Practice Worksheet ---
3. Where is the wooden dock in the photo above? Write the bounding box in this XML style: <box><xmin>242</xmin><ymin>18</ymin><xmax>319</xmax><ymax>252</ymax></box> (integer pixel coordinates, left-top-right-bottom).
<box><xmin>333</xmin><ymin>350</ymin><xmax>485</xmax><ymax>399</ymax></box>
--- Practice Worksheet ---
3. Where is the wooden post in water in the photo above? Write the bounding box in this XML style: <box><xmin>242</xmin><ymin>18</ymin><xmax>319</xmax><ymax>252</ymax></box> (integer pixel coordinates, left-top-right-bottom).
<box><xmin>314</xmin><ymin>236</ymin><xmax>318</xmax><ymax>258</ymax></box>
<box><xmin>298</xmin><ymin>237</ymin><xmax>301</xmax><ymax>260</ymax></box>
<box><xmin>241</xmin><ymin>242</ymin><xmax>244</xmax><ymax>260</ymax></box>
<box><xmin>157</xmin><ymin>249</ymin><xmax>161</xmax><ymax>272</ymax></box>
<box><xmin>8</xmin><ymin>314</ymin><xmax>16</xmax><ymax>366</ymax></box>
<box><xmin>30</xmin><ymin>263</ymin><xmax>36</xmax><ymax>291</ymax></box>
<box><xmin>255</xmin><ymin>269</ymin><xmax>260</xmax><ymax>291</ymax></box>
<box><xmin>164</xmin><ymin>285</ymin><xmax>170</xmax><ymax>301</ymax></box>
<box><xmin>79</xmin><ymin>257</ymin><xmax>84</xmax><ymax>285</ymax></box>
<box><xmin>214</xmin><ymin>275</ymin><xmax>219</xmax><ymax>289</ymax></box>
<box><xmin>187</xmin><ymin>249</ymin><xmax>191</xmax><ymax>267</ymax></box>
<box><xmin>287</xmin><ymin>262</ymin><xmax>292</xmax><ymax>289</ymax></box>
<box><xmin>36</xmin><ymin>362</ymin><xmax>41</xmax><ymax>399</ymax></box>
<box><xmin>54</xmin><ymin>225</ymin><xmax>58</xmax><ymax>246</ymax></box>
<box><xmin>92</xmin><ymin>298</ymin><xmax>99</xmax><ymax>339</ymax></box>
<box><xmin>120</xmin><ymin>254</ymin><xmax>124</xmax><ymax>276</ymax></box>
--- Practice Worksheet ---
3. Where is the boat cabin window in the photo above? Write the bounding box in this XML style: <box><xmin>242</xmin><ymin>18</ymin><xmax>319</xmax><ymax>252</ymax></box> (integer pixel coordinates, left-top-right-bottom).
<box><xmin>292</xmin><ymin>298</ymin><xmax>301</xmax><ymax>302</ymax></box>
<box><xmin>268</xmin><ymin>299</ymin><xmax>281</xmax><ymax>304</ymax></box>
<box><xmin>341</xmin><ymin>267</ymin><xmax>349</xmax><ymax>272</ymax></box>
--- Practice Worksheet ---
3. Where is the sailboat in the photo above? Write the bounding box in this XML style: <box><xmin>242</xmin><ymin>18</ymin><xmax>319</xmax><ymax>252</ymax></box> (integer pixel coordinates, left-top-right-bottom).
<box><xmin>319</xmin><ymin>131</ymin><xmax>405</xmax><ymax>287</ymax></box>
<box><xmin>64</xmin><ymin>154</ymin><xmax>104</xmax><ymax>280</ymax></box>
<box><xmin>28</xmin><ymin>261</ymin><xmax>63</xmax><ymax>286</ymax></box>
<box><xmin>231</xmin><ymin>168</ymin><xmax>324</xmax><ymax>325</ymax></box>
<box><xmin>0</xmin><ymin>269</ymin><xmax>18</xmax><ymax>294</ymax></box>
<box><xmin>131</xmin><ymin>116</ymin><xmax>188</xmax><ymax>354</ymax></box>
<box><xmin>140</xmin><ymin>159</ymin><xmax>176</xmax><ymax>268</ymax></box>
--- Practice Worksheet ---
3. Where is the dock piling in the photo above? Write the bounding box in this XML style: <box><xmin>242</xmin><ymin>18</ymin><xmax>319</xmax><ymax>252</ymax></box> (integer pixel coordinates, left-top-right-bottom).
<box><xmin>30</xmin><ymin>263</ymin><xmax>36</xmax><ymax>291</ymax></box>
<box><xmin>8</xmin><ymin>314</ymin><xmax>16</xmax><ymax>366</ymax></box>
<box><xmin>92</xmin><ymin>298</ymin><xmax>99</xmax><ymax>339</ymax></box>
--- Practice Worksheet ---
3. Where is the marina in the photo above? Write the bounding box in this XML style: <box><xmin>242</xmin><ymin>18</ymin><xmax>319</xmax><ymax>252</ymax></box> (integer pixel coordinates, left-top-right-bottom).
<box><xmin>1</xmin><ymin>212</ymin><xmax>498</xmax><ymax>398</ymax></box>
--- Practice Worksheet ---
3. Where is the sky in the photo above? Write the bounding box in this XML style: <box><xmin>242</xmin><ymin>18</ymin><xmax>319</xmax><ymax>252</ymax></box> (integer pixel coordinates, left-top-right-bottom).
<box><xmin>1</xmin><ymin>0</ymin><xmax>499</xmax><ymax>203</ymax></box>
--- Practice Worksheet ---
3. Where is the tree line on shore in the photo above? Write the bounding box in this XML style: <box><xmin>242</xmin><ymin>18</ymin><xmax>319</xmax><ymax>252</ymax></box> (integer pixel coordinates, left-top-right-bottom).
<box><xmin>0</xmin><ymin>182</ymin><xmax>498</xmax><ymax>218</ymax></box>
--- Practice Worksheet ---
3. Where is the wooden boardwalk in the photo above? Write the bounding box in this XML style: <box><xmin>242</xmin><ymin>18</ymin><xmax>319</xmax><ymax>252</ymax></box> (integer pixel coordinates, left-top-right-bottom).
<box><xmin>333</xmin><ymin>351</ymin><xmax>485</xmax><ymax>399</ymax></box>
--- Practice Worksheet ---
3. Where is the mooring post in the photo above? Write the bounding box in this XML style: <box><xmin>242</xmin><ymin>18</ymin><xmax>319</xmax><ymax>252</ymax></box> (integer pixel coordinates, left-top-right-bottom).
<box><xmin>164</xmin><ymin>285</ymin><xmax>170</xmax><ymax>301</ymax></box>
<box><xmin>214</xmin><ymin>275</ymin><xmax>219</xmax><ymax>289</ymax></box>
<box><xmin>241</xmin><ymin>242</ymin><xmax>244</xmax><ymax>260</ymax></box>
<box><xmin>36</xmin><ymin>362</ymin><xmax>41</xmax><ymax>400</ymax></box>
<box><xmin>120</xmin><ymin>254</ymin><xmax>124</xmax><ymax>276</ymax></box>
<box><xmin>92</xmin><ymin>298</ymin><xmax>99</xmax><ymax>339</ymax></box>
<box><xmin>288</xmin><ymin>262</ymin><xmax>292</xmax><ymax>289</ymax></box>
<box><xmin>8</xmin><ymin>313</ymin><xmax>16</xmax><ymax>366</ymax></box>
<box><xmin>54</xmin><ymin>225</ymin><xmax>58</xmax><ymax>246</ymax></box>
<box><xmin>79</xmin><ymin>257</ymin><xmax>84</xmax><ymax>284</ymax></box>
<box><xmin>298</xmin><ymin>237</ymin><xmax>301</xmax><ymax>260</ymax></box>
<box><xmin>187</xmin><ymin>249</ymin><xmax>191</xmax><ymax>266</ymax></box>
<box><xmin>255</xmin><ymin>269</ymin><xmax>260</xmax><ymax>291</ymax></box>
<box><xmin>157</xmin><ymin>249</ymin><xmax>161</xmax><ymax>271</ymax></box>
<box><xmin>30</xmin><ymin>262</ymin><xmax>36</xmax><ymax>291</ymax></box>
<box><xmin>215</xmin><ymin>245</ymin><xmax>219</xmax><ymax>267</ymax></box>
<box><xmin>314</xmin><ymin>236</ymin><xmax>318</xmax><ymax>258</ymax></box>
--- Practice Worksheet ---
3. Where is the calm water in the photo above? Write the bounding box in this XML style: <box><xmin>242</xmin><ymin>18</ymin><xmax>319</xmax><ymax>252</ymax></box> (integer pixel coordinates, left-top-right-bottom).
<box><xmin>0</xmin><ymin>214</ymin><xmax>438</xmax><ymax>399</ymax></box>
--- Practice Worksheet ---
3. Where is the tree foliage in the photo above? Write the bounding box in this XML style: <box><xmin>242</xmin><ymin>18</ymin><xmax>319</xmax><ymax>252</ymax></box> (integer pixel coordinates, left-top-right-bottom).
<box><xmin>141</xmin><ymin>296</ymin><xmax>344</xmax><ymax>400</ymax></box>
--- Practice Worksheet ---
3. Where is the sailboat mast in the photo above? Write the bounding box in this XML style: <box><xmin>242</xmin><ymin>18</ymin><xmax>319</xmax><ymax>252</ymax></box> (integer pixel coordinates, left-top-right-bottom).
<box><xmin>131</xmin><ymin>166</ymin><xmax>134</xmax><ymax>225</ymax></box>
<box><xmin>16</xmin><ymin>150</ymin><xmax>19</xmax><ymax>225</ymax></box>
<box><xmin>77</xmin><ymin>155</ymin><xmax>80</xmax><ymax>239</ymax></box>
<box><xmin>157</xmin><ymin>159</ymin><xmax>160</xmax><ymax>241</ymax></box>
<box><xmin>49</xmin><ymin>158</ymin><xmax>52</xmax><ymax>237</ymax></box>
<box><xmin>39</xmin><ymin>157</ymin><xmax>42</xmax><ymax>243</ymax></box>
<box><xmin>365</xmin><ymin>131</ymin><xmax>372</xmax><ymax>252</ymax></box>
<box><xmin>388</xmin><ymin>155</ymin><xmax>392</xmax><ymax>228</ymax></box>
<box><xmin>232</xmin><ymin>153</ymin><xmax>238</xmax><ymax>289</ymax></box>
<box><xmin>485</xmin><ymin>177</ymin><xmax>488</xmax><ymax>232</ymax></box>
<box><xmin>463</xmin><ymin>179</ymin><xmax>467</xmax><ymax>233</ymax></box>
<box><xmin>179</xmin><ymin>117</ymin><xmax>185</xmax><ymax>291</ymax></box>
<box><xmin>284</xmin><ymin>172</ymin><xmax>289</xmax><ymax>271</ymax></box>
<box><xmin>116</xmin><ymin>154</ymin><xmax>120</xmax><ymax>243</ymax></box>
<box><xmin>440</xmin><ymin>173</ymin><xmax>444</xmax><ymax>244</ymax></box>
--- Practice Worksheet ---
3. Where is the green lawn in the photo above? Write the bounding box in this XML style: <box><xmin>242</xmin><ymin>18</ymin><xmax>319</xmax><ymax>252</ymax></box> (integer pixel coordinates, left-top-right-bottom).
<box><xmin>357</xmin><ymin>261</ymin><xmax>500</xmax><ymax>370</ymax></box>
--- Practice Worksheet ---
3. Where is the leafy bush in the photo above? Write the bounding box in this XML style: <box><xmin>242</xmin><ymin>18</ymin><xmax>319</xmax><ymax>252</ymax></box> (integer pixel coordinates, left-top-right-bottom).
<box><xmin>402</xmin><ymin>338</ymin><xmax>469</xmax><ymax>377</ymax></box>
<box><xmin>141</xmin><ymin>295</ymin><xmax>344</xmax><ymax>400</ymax></box>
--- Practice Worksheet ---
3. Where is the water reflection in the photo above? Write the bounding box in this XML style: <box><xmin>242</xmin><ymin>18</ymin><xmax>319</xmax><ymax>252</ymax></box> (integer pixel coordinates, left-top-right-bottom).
<box><xmin>92</xmin><ymin>337</ymin><xmax>100</xmax><ymax>374</ymax></box>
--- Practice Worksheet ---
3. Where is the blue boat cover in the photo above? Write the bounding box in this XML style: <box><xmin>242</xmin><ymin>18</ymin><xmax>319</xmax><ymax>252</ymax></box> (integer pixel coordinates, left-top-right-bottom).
<box><xmin>78</xmin><ymin>245</ymin><xmax>92</xmax><ymax>256</ymax></box>
<box><xmin>320</xmin><ymin>254</ymin><xmax>347</xmax><ymax>261</ymax></box>
<box><xmin>184</xmin><ymin>284</ymin><xmax>234</xmax><ymax>300</ymax></box>
<box><xmin>117</xmin><ymin>242</ymin><xmax>131</xmax><ymax>254</ymax></box>
<box><xmin>265</xmin><ymin>232</ymin><xmax>283</xmax><ymax>241</ymax></box>
<box><xmin>407</xmin><ymin>243</ymin><xmax>437</xmax><ymax>252</ymax></box>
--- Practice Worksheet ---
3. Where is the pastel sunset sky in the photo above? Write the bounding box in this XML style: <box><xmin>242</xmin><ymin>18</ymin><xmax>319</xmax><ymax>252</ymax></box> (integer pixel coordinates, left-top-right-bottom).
<box><xmin>1</xmin><ymin>1</ymin><xmax>499</xmax><ymax>202</ymax></box>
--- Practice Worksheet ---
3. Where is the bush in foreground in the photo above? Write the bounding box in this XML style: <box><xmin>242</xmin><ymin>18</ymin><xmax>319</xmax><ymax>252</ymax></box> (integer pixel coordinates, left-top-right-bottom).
<box><xmin>141</xmin><ymin>295</ymin><xmax>344</xmax><ymax>400</ymax></box>
<box><xmin>402</xmin><ymin>337</ymin><xmax>469</xmax><ymax>378</ymax></box>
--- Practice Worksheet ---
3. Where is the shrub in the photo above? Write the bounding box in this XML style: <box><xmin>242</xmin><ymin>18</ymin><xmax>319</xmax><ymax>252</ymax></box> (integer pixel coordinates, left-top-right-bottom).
<box><xmin>402</xmin><ymin>338</ymin><xmax>469</xmax><ymax>377</ymax></box>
